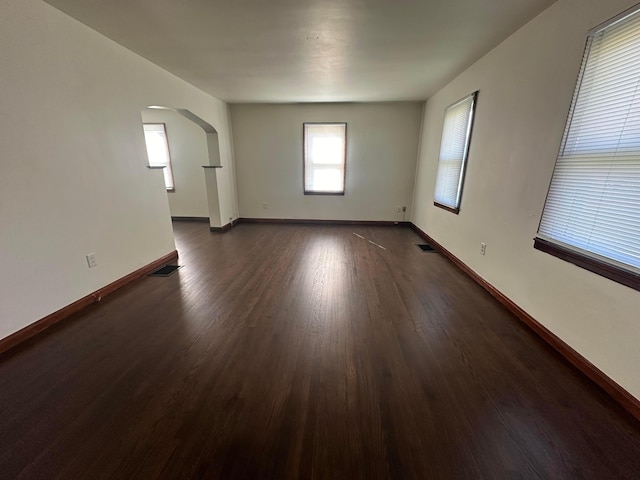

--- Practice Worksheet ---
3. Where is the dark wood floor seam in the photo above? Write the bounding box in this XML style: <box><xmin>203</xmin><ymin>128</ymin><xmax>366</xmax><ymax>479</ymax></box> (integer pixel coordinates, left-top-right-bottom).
<box><xmin>0</xmin><ymin>250</ymin><xmax>179</xmax><ymax>356</ymax></box>
<box><xmin>409</xmin><ymin>222</ymin><xmax>640</xmax><ymax>422</ymax></box>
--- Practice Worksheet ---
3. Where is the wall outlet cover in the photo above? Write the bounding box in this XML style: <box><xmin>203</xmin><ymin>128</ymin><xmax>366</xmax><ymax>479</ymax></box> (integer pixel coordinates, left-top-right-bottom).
<box><xmin>86</xmin><ymin>253</ymin><xmax>97</xmax><ymax>268</ymax></box>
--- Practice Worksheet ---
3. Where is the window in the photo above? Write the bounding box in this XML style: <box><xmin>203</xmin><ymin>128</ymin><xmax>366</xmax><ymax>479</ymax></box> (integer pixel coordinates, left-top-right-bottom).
<box><xmin>433</xmin><ymin>91</ymin><xmax>478</xmax><ymax>213</ymax></box>
<box><xmin>143</xmin><ymin>123</ymin><xmax>175</xmax><ymax>191</ymax></box>
<box><xmin>303</xmin><ymin>123</ymin><xmax>346</xmax><ymax>195</ymax></box>
<box><xmin>535</xmin><ymin>7</ymin><xmax>640</xmax><ymax>291</ymax></box>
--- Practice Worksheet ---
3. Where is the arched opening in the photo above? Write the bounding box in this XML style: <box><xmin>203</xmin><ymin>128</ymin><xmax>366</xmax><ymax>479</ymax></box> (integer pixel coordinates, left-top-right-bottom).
<box><xmin>141</xmin><ymin>106</ymin><xmax>224</xmax><ymax>230</ymax></box>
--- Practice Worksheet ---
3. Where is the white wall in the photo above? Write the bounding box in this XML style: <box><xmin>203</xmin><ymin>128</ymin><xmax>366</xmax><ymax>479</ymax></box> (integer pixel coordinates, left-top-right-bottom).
<box><xmin>0</xmin><ymin>0</ymin><xmax>237</xmax><ymax>340</ymax></box>
<box><xmin>412</xmin><ymin>0</ymin><xmax>640</xmax><ymax>399</ymax></box>
<box><xmin>141</xmin><ymin>109</ymin><xmax>209</xmax><ymax>218</ymax></box>
<box><xmin>231</xmin><ymin>103</ymin><xmax>423</xmax><ymax>221</ymax></box>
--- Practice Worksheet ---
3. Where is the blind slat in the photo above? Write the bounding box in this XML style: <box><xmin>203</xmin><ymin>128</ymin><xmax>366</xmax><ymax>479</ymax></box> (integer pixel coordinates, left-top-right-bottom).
<box><xmin>433</xmin><ymin>92</ymin><xmax>477</xmax><ymax>209</ymax></box>
<box><xmin>538</xmin><ymin>7</ymin><xmax>640</xmax><ymax>273</ymax></box>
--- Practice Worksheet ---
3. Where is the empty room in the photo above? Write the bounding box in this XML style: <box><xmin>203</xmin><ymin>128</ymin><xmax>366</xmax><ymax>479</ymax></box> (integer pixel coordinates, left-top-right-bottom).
<box><xmin>1</xmin><ymin>0</ymin><xmax>639</xmax><ymax>478</ymax></box>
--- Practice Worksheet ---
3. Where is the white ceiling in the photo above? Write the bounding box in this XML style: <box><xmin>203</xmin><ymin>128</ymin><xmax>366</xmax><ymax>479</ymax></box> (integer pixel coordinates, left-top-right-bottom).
<box><xmin>44</xmin><ymin>0</ymin><xmax>557</xmax><ymax>103</ymax></box>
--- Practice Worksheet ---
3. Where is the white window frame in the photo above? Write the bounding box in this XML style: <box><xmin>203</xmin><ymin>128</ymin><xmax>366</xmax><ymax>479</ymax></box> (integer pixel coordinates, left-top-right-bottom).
<box><xmin>143</xmin><ymin>123</ymin><xmax>175</xmax><ymax>192</ymax></box>
<box><xmin>303</xmin><ymin>123</ymin><xmax>347</xmax><ymax>195</ymax></box>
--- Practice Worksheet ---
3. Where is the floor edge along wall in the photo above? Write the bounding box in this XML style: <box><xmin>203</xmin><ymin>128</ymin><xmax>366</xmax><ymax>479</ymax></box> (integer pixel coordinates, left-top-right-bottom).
<box><xmin>408</xmin><ymin>223</ymin><xmax>640</xmax><ymax>422</ymax></box>
<box><xmin>1</xmin><ymin>218</ymin><xmax>638</xmax><ymax>422</ymax></box>
<box><xmin>0</xmin><ymin>250</ymin><xmax>178</xmax><ymax>355</ymax></box>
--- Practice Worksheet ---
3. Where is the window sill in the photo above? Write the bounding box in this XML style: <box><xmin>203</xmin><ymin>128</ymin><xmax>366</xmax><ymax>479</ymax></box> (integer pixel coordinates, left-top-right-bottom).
<box><xmin>433</xmin><ymin>202</ymin><xmax>460</xmax><ymax>214</ymax></box>
<box><xmin>304</xmin><ymin>191</ymin><xmax>345</xmax><ymax>196</ymax></box>
<box><xmin>533</xmin><ymin>237</ymin><xmax>639</xmax><ymax>292</ymax></box>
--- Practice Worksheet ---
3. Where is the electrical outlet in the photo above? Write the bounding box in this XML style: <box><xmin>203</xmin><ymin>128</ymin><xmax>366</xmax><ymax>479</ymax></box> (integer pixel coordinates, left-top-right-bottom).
<box><xmin>262</xmin><ymin>202</ymin><xmax>268</xmax><ymax>209</ymax></box>
<box><xmin>480</xmin><ymin>243</ymin><xmax>487</xmax><ymax>256</ymax></box>
<box><xmin>396</xmin><ymin>206</ymin><xmax>401</xmax><ymax>212</ymax></box>
<box><xmin>402</xmin><ymin>206</ymin><xmax>407</xmax><ymax>212</ymax></box>
<box><xmin>86</xmin><ymin>253</ymin><xmax>97</xmax><ymax>268</ymax></box>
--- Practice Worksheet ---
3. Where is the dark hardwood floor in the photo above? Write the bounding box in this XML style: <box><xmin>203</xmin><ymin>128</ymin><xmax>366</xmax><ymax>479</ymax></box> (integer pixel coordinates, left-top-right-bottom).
<box><xmin>1</xmin><ymin>221</ymin><xmax>640</xmax><ymax>479</ymax></box>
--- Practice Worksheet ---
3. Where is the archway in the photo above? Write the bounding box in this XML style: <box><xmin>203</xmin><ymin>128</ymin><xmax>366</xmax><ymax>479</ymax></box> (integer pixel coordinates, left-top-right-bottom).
<box><xmin>142</xmin><ymin>106</ymin><xmax>224</xmax><ymax>230</ymax></box>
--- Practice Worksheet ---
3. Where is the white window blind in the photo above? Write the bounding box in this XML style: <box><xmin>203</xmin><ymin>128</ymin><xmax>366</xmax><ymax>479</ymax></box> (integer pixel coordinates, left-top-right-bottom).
<box><xmin>303</xmin><ymin>123</ymin><xmax>346</xmax><ymax>194</ymax></box>
<box><xmin>538</xmin><ymin>7</ymin><xmax>640</xmax><ymax>274</ymax></box>
<box><xmin>433</xmin><ymin>92</ymin><xmax>477</xmax><ymax>211</ymax></box>
<box><xmin>143</xmin><ymin>123</ymin><xmax>175</xmax><ymax>191</ymax></box>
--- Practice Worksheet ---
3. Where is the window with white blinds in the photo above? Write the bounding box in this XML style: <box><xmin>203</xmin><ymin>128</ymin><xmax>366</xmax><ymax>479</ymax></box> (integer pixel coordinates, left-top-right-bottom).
<box><xmin>433</xmin><ymin>91</ymin><xmax>478</xmax><ymax>212</ymax></box>
<box><xmin>303</xmin><ymin>123</ymin><xmax>346</xmax><ymax>194</ymax></box>
<box><xmin>143</xmin><ymin>123</ymin><xmax>175</xmax><ymax>191</ymax></box>
<box><xmin>536</xmin><ymin>6</ymin><xmax>640</xmax><ymax>289</ymax></box>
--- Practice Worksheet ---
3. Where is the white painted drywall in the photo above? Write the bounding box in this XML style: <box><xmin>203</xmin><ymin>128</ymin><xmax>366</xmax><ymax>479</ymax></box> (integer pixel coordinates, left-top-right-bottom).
<box><xmin>231</xmin><ymin>103</ymin><xmax>423</xmax><ymax>221</ymax></box>
<box><xmin>141</xmin><ymin>109</ymin><xmax>209</xmax><ymax>218</ymax></box>
<box><xmin>412</xmin><ymin>0</ymin><xmax>640</xmax><ymax>399</ymax></box>
<box><xmin>0</xmin><ymin>0</ymin><xmax>238</xmax><ymax>340</ymax></box>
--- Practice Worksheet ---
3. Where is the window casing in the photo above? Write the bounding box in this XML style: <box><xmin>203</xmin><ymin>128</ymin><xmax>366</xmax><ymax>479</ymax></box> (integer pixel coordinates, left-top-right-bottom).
<box><xmin>143</xmin><ymin>123</ymin><xmax>175</xmax><ymax>191</ymax></box>
<box><xmin>433</xmin><ymin>91</ymin><xmax>478</xmax><ymax>213</ymax></box>
<box><xmin>535</xmin><ymin>6</ymin><xmax>640</xmax><ymax>291</ymax></box>
<box><xmin>303</xmin><ymin>123</ymin><xmax>347</xmax><ymax>195</ymax></box>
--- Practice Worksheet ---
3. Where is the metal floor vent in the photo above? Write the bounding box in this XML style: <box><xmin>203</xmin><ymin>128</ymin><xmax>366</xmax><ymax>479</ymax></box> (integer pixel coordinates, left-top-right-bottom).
<box><xmin>416</xmin><ymin>244</ymin><xmax>436</xmax><ymax>252</ymax></box>
<box><xmin>148</xmin><ymin>265</ymin><xmax>182</xmax><ymax>277</ymax></box>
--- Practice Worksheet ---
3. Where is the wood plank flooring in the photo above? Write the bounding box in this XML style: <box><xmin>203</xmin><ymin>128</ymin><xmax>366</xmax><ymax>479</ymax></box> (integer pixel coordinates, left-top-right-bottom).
<box><xmin>1</xmin><ymin>221</ymin><xmax>639</xmax><ymax>479</ymax></box>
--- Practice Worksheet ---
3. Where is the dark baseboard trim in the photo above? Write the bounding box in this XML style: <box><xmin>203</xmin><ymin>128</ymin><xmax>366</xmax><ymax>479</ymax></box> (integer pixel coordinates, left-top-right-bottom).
<box><xmin>409</xmin><ymin>223</ymin><xmax>640</xmax><ymax>422</ymax></box>
<box><xmin>238</xmin><ymin>218</ymin><xmax>411</xmax><ymax>227</ymax></box>
<box><xmin>0</xmin><ymin>250</ymin><xmax>179</xmax><ymax>356</ymax></box>
<box><xmin>210</xmin><ymin>219</ymin><xmax>238</xmax><ymax>233</ymax></box>
<box><xmin>171</xmin><ymin>216</ymin><xmax>209</xmax><ymax>222</ymax></box>
<box><xmin>209</xmin><ymin>218</ymin><xmax>411</xmax><ymax>233</ymax></box>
